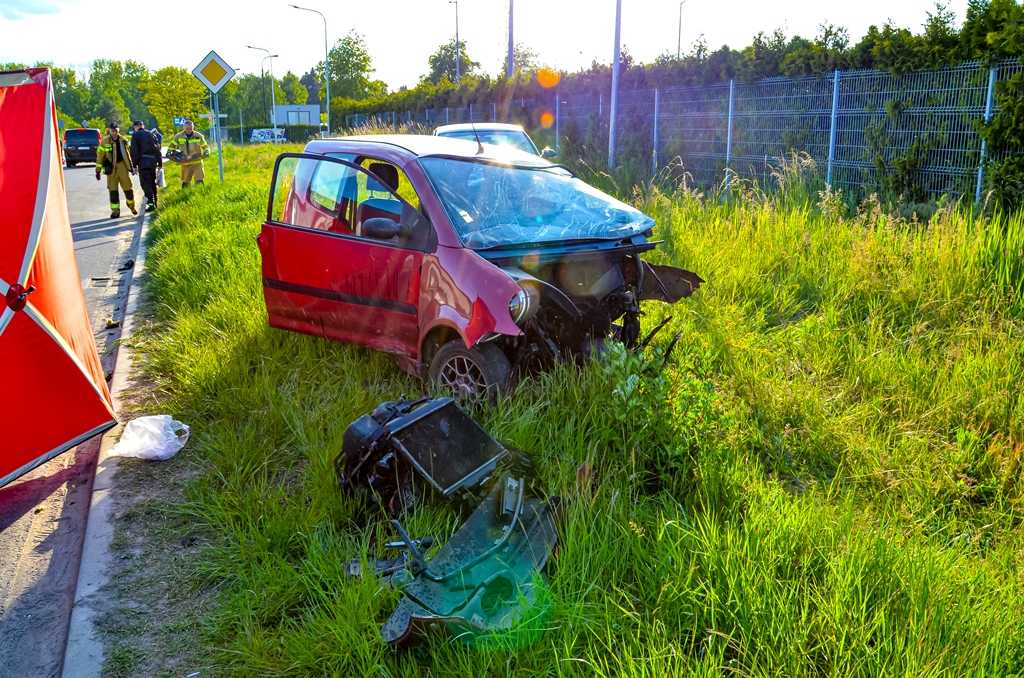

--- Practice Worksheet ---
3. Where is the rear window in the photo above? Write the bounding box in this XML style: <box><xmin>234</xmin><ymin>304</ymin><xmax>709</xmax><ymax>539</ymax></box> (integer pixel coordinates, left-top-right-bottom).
<box><xmin>65</xmin><ymin>129</ymin><xmax>99</xmax><ymax>145</ymax></box>
<box><xmin>440</xmin><ymin>129</ymin><xmax>538</xmax><ymax>155</ymax></box>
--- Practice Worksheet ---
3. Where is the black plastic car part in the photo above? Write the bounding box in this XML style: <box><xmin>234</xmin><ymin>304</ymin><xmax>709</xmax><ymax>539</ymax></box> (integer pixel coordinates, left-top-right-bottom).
<box><xmin>336</xmin><ymin>397</ymin><xmax>508</xmax><ymax>515</ymax></box>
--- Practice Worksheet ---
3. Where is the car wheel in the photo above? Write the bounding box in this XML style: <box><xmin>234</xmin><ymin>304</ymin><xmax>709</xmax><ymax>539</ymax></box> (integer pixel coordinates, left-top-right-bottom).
<box><xmin>66</xmin><ymin>160</ymin><xmax>75</xmax><ymax>167</ymax></box>
<box><xmin>428</xmin><ymin>341</ymin><xmax>511</xmax><ymax>400</ymax></box>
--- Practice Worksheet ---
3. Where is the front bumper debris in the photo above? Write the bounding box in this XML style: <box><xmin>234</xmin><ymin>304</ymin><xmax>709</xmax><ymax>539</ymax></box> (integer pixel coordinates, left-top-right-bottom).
<box><xmin>337</xmin><ymin>399</ymin><xmax>559</xmax><ymax>647</ymax></box>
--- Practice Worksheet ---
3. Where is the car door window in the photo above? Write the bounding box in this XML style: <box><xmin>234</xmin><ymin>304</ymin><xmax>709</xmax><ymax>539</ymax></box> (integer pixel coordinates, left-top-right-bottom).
<box><xmin>309</xmin><ymin>160</ymin><xmax>351</xmax><ymax>213</ymax></box>
<box><xmin>357</xmin><ymin>158</ymin><xmax>421</xmax><ymax>210</ymax></box>
<box><xmin>269</xmin><ymin>153</ymin><xmax>434</xmax><ymax>251</ymax></box>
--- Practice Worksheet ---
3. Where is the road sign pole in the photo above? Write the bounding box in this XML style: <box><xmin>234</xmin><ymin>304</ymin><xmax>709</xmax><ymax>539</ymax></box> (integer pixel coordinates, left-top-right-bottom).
<box><xmin>213</xmin><ymin>94</ymin><xmax>225</xmax><ymax>182</ymax></box>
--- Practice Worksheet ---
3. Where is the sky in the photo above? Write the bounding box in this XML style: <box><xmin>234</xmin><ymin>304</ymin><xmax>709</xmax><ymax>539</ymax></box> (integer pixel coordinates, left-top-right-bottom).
<box><xmin>1</xmin><ymin>0</ymin><xmax>971</xmax><ymax>90</ymax></box>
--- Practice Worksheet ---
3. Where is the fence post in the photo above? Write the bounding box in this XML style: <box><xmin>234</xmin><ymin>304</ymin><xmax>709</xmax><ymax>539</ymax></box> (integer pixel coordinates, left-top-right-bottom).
<box><xmin>826</xmin><ymin>69</ymin><xmax>841</xmax><ymax>188</ymax></box>
<box><xmin>599</xmin><ymin>92</ymin><xmax>603</xmax><ymax>118</ymax></box>
<box><xmin>492</xmin><ymin>102</ymin><xmax>497</xmax><ymax>120</ymax></box>
<box><xmin>555</xmin><ymin>90</ymin><xmax>561</xmax><ymax>153</ymax></box>
<box><xmin>976</xmin><ymin>65</ymin><xmax>998</xmax><ymax>204</ymax></box>
<box><xmin>724</xmin><ymin>79</ymin><xmax>735</xmax><ymax>192</ymax></box>
<box><xmin>446</xmin><ymin>107</ymin><xmax>450</xmax><ymax>124</ymax></box>
<box><xmin>652</xmin><ymin>88</ymin><xmax>660</xmax><ymax>177</ymax></box>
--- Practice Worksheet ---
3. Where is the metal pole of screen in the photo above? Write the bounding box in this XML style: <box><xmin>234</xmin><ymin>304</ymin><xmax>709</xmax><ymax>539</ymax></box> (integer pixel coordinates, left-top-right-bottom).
<box><xmin>213</xmin><ymin>94</ymin><xmax>224</xmax><ymax>181</ymax></box>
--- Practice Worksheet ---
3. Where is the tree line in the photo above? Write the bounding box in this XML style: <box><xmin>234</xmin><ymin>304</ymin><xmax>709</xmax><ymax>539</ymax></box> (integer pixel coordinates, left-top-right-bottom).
<box><xmin>0</xmin><ymin>30</ymin><xmax>514</xmax><ymax>136</ymax></box>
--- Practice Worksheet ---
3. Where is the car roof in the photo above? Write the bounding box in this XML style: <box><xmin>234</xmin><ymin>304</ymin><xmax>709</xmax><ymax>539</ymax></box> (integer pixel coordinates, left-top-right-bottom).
<box><xmin>306</xmin><ymin>134</ymin><xmax>550</xmax><ymax>166</ymax></box>
<box><xmin>433</xmin><ymin>122</ymin><xmax>527</xmax><ymax>134</ymax></box>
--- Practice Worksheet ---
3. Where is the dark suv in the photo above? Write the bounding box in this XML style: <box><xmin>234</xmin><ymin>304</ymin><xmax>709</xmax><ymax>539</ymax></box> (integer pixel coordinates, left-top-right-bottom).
<box><xmin>63</xmin><ymin>128</ymin><xmax>101</xmax><ymax>167</ymax></box>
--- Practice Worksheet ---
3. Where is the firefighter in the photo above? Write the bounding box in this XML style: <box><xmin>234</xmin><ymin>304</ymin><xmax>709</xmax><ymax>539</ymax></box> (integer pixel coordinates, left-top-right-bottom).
<box><xmin>168</xmin><ymin>119</ymin><xmax>209</xmax><ymax>187</ymax></box>
<box><xmin>94</xmin><ymin>122</ymin><xmax>137</xmax><ymax>219</ymax></box>
<box><xmin>130</xmin><ymin>120</ymin><xmax>162</xmax><ymax>212</ymax></box>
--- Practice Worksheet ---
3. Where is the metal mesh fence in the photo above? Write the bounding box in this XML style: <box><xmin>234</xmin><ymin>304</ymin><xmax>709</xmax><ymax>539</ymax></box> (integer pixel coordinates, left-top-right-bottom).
<box><xmin>344</xmin><ymin>59</ymin><xmax>1018</xmax><ymax>199</ymax></box>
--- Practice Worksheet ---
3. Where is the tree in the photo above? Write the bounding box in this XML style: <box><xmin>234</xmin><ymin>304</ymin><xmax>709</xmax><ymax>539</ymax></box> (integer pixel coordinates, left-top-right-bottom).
<box><xmin>85</xmin><ymin>59</ymin><xmax>153</xmax><ymax>125</ymax></box>
<box><xmin>50</xmin><ymin>66</ymin><xmax>90</xmax><ymax>124</ymax></box>
<box><xmin>500</xmin><ymin>43</ymin><xmax>538</xmax><ymax>75</ymax></box>
<box><xmin>300</xmin><ymin>68</ymin><xmax>320</xmax><ymax>105</ymax></box>
<box><xmin>322</xmin><ymin>31</ymin><xmax>382</xmax><ymax>100</ymax></box>
<box><xmin>424</xmin><ymin>39</ymin><xmax>479</xmax><ymax>84</ymax></box>
<box><xmin>140</xmin><ymin>66</ymin><xmax>208</xmax><ymax>134</ymax></box>
<box><xmin>281</xmin><ymin>71</ymin><xmax>308</xmax><ymax>105</ymax></box>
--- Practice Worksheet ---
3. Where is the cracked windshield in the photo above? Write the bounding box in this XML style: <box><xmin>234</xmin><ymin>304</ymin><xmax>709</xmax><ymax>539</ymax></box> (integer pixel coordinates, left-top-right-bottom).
<box><xmin>421</xmin><ymin>157</ymin><xmax>654</xmax><ymax>249</ymax></box>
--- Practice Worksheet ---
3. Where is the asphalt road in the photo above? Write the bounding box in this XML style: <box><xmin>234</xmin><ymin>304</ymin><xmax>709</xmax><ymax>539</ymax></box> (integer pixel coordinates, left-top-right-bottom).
<box><xmin>0</xmin><ymin>164</ymin><xmax>144</xmax><ymax>678</ymax></box>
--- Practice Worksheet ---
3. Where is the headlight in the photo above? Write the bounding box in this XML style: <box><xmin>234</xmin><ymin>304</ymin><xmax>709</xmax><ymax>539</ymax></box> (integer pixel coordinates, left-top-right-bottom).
<box><xmin>509</xmin><ymin>287</ymin><xmax>530</xmax><ymax>324</ymax></box>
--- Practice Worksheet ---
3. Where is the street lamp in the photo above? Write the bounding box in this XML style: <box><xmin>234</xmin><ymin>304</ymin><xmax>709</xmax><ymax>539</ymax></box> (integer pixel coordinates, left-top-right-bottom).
<box><xmin>609</xmin><ymin>0</ymin><xmax>622</xmax><ymax>168</ymax></box>
<box><xmin>677</xmin><ymin>0</ymin><xmax>688</xmax><ymax>59</ymax></box>
<box><xmin>235</xmin><ymin>69</ymin><xmax>245</xmax><ymax>144</ymax></box>
<box><xmin>507</xmin><ymin>0</ymin><xmax>514</xmax><ymax>78</ymax></box>
<box><xmin>290</xmin><ymin>4</ymin><xmax>330</xmax><ymax>136</ymax></box>
<box><xmin>449</xmin><ymin>0</ymin><xmax>460</xmax><ymax>81</ymax></box>
<box><xmin>247</xmin><ymin>45</ymin><xmax>279</xmax><ymax>138</ymax></box>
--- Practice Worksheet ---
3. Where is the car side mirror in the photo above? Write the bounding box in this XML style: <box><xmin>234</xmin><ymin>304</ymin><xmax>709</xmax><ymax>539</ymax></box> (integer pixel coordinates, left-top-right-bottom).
<box><xmin>363</xmin><ymin>217</ymin><xmax>407</xmax><ymax>240</ymax></box>
<box><xmin>540</xmin><ymin>147</ymin><xmax>557</xmax><ymax>159</ymax></box>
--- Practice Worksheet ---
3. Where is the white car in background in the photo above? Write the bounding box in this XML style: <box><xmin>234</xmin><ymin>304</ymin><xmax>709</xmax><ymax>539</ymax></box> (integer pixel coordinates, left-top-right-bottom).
<box><xmin>433</xmin><ymin>122</ymin><xmax>556</xmax><ymax>158</ymax></box>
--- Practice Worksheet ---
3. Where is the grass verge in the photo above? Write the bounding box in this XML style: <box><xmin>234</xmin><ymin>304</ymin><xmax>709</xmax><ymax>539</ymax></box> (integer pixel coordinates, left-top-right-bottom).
<box><xmin>126</xmin><ymin>143</ymin><xmax>1024</xmax><ymax>675</ymax></box>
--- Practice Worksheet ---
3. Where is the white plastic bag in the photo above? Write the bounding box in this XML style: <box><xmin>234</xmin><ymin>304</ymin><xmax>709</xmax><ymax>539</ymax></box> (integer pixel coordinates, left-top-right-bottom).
<box><xmin>110</xmin><ymin>415</ymin><xmax>190</xmax><ymax>460</ymax></box>
<box><xmin>157</xmin><ymin>167</ymin><xmax>167</xmax><ymax>188</ymax></box>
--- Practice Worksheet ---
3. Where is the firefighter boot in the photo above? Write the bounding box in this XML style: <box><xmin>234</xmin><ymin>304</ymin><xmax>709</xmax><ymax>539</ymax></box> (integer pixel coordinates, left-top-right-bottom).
<box><xmin>126</xmin><ymin>189</ymin><xmax>137</xmax><ymax>216</ymax></box>
<box><xmin>109</xmin><ymin>190</ymin><xmax>120</xmax><ymax>219</ymax></box>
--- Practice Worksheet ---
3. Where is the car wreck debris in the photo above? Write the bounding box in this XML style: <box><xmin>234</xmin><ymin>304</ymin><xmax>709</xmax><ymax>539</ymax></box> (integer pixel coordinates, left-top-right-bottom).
<box><xmin>338</xmin><ymin>399</ymin><xmax>559</xmax><ymax>647</ymax></box>
<box><xmin>336</xmin><ymin>397</ymin><xmax>509</xmax><ymax>515</ymax></box>
<box><xmin>380</xmin><ymin>476</ymin><xmax>558</xmax><ymax>646</ymax></box>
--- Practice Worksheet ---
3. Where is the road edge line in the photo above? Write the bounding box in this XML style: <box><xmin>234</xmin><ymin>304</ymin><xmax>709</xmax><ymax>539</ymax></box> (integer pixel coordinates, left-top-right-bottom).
<box><xmin>62</xmin><ymin>210</ymin><xmax>151</xmax><ymax>678</ymax></box>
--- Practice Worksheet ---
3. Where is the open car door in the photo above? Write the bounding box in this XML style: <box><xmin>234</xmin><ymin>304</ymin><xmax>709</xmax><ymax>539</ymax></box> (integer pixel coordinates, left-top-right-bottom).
<box><xmin>257</xmin><ymin>153</ymin><xmax>434</xmax><ymax>356</ymax></box>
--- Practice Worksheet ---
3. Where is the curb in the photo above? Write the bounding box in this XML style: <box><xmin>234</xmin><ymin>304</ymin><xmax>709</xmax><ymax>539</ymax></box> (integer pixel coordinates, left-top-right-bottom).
<box><xmin>62</xmin><ymin>210</ymin><xmax>151</xmax><ymax>678</ymax></box>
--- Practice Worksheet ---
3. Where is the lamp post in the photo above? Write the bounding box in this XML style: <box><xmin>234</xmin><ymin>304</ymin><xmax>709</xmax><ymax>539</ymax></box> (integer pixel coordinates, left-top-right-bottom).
<box><xmin>290</xmin><ymin>4</ymin><xmax>330</xmax><ymax>135</ymax></box>
<box><xmin>608</xmin><ymin>0</ymin><xmax>622</xmax><ymax>168</ymax></box>
<box><xmin>247</xmin><ymin>45</ymin><xmax>279</xmax><ymax>138</ymax></box>
<box><xmin>236</xmin><ymin>69</ymin><xmax>245</xmax><ymax>144</ymax></box>
<box><xmin>507</xmin><ymin>0</ymin><xmax>514</xmax><ymax>78</ymax></box>
<box><xmin>450</xmin><ymin>0</ymin><xmax>460</xmax><ymax>81</ymax></box>
<box><xmin>677</xmin><ymin>0</ymin><xmax>688</xmax><ymax>59</ymax></box>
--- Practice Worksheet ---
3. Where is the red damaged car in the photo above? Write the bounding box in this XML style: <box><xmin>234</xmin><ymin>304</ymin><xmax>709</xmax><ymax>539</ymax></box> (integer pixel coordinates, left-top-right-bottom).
<box><xmin>258</xmin><ymin>135</ymin><xmax>701</xmax><ymax>398</ymax></box>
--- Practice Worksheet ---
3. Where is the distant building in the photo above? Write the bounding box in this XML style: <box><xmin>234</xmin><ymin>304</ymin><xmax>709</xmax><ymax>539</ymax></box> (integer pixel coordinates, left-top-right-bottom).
<box><xmin>272</xmin><ymin>104</ymin><xmax>320</xmax><ymax>126</ymax></box>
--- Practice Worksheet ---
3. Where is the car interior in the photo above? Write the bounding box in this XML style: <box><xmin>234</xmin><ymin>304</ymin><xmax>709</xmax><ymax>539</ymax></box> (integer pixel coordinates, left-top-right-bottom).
<box><xmin>356</xmin><ymin>162</ymin><xmax>403</xmax><ymax>236</ymax></box>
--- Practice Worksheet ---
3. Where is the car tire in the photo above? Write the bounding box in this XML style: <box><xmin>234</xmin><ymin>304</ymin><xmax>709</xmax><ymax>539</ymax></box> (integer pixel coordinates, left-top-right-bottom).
<box><xmin>66</xmin><ymin>160</ymin><xmax>75</xmax><ymax>167</ymax></box>
<box><xmin>428</xmin><ymin>340</ymin><xmax>511</xmax><ymax>400</ymax></box>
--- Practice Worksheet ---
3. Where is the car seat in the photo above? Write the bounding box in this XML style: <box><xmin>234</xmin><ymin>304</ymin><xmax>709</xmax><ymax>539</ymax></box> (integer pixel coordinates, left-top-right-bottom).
<box><xmin>356</xmin><ymin>163</ymin><xmax>403</xmax><ymax>235</ymax></box>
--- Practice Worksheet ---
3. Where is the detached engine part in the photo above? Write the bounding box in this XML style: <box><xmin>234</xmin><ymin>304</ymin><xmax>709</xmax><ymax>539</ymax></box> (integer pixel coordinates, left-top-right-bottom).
<box><xmin>336</xmin><ymin>397</ymin><xmax>508</xmax><ymax>515</ymax></box>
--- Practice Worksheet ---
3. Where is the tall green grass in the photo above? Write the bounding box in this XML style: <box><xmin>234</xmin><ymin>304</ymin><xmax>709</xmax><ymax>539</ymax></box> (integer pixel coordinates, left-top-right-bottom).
<box><xmin>140</xmin><ymin>146</ymin><xmax>1024</xmax><ymax>675</ymax></box>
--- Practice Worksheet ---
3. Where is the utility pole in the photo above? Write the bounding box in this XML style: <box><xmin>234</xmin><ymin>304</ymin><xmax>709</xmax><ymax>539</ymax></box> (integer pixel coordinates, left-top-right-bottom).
<box><xmin>677</xmin><ymin>1</ymin><xmax>688</xmax><ymax>59</ymax></box>
<box><xmin>507</xmin><ymin>0</ymin><xmax>514</xmax><ymax>78</ymax></box>
<box><xmin>450</xmin><ymin>0</ymin><xmax>460</xmax><ymax>81</ymax></box>
<box><xmin>236</xmin><ymin>69</ymin><xmax>245</xmax><ymax>143</ymax></box>
<box><xmin>248</xmin><ymin>46</ymin><xmax>279</xmax><ymax>137</ymax></box>
<box><xmin>608</xmin><ymin>0</ymin><xmax>622</xmax><ymax>168</ymax></box>
<box><xmin>290</xmin><ymin>4</ymin><xmax>330</xmax><ymax>135</ymax></box>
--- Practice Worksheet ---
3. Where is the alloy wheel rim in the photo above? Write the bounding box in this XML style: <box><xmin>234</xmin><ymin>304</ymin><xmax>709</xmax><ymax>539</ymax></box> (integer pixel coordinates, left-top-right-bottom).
<box><xmin>438</xmin><ymin>355</ymin><xmax>488</xmax><ymax>399</ymax></box>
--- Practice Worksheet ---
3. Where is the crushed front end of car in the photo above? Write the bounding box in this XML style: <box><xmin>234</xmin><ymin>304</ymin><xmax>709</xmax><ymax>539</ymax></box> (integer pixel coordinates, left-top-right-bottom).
<box><xmin>419</xmin><ymin>153</ymin><xmax>703</xmax><ymax>372</ymax></box>
<box><xmin>488</xmin><ymin>240</ymin><xmax>702</xmax><ymax>367</ymax></box>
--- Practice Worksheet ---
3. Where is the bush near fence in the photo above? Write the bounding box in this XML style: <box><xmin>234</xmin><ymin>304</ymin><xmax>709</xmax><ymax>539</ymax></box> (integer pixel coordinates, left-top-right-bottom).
<box><xmin>332</xmin><ymin>1</ymin><xmax>1024</xmax><ymax>206</ymax></box>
